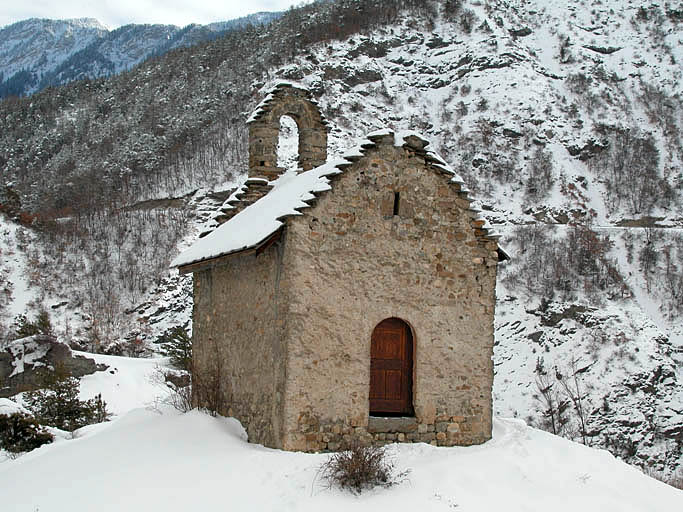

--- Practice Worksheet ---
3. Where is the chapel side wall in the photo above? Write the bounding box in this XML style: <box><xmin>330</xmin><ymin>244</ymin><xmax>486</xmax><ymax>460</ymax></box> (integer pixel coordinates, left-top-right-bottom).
<box><xmin>191</xmin><ymin>242</ymin><xmax>288</xmax><ymax>448</ymax></box>
<box><xmin>280</xmin><ymin>141</ymin><xmax>498</xmax><ymax>452</ymax></box>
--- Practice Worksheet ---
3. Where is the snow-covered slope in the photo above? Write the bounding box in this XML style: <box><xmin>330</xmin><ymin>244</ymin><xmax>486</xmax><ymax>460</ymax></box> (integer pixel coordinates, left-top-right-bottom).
<box><xmin>0</xmin><ymin>18</ymin><xmax>107</xmax><ymax>97</ymax></box>
<box><xmin>0</xmin><ymin>217</ymin><xmax>38</xmax><ymax>325</ymax></box>
<box><xmin>247</xmin><ymin>0</ymin><xmax>682</xmax><ymax>475</ymax></box>
<box><xmin>1</xmin><ymin>387</ymin><xmax>681</xmax><ymax>511</ymax></box>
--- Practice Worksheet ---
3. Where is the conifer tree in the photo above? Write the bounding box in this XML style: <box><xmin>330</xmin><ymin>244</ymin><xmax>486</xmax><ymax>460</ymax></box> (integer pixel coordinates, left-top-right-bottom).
<box><xmin>23</xmin><ymin>368</ymin><xmax>110</xmax><ymax>432</ymax></box>
<box><xmin>157</xmin><ymin>326</ymin><xmax>192</xmax><ymax>372</ymax></box>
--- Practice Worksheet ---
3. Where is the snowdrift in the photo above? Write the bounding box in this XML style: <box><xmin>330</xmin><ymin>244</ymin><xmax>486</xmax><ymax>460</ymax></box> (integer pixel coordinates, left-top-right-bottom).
<box><xmin>1</xmin><ymin>408</ymin><xmax>680</xmax><ymax>511</ymax></box>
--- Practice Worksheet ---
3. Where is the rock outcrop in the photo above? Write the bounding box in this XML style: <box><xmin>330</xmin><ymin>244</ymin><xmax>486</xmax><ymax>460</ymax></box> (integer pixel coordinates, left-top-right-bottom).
<box><xmin>0</xmin><ymin>335</ymin><xmax>106</xmax><ymax>398</ymax></box>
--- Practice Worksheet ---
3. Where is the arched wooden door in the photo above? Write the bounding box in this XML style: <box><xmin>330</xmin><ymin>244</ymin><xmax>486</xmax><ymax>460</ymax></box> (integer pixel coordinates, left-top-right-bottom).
<box><xmin>369</xmin><ymin>318</ymin><xmax>414</xmax><ymax>416</ymax></box>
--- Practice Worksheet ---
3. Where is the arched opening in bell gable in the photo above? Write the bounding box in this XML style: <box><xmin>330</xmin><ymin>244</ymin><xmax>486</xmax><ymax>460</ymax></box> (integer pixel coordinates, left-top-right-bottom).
<box><xmin>277</xmin><ymin>115</ymin><xmax>300</xmax><ymax>171</ymax></box>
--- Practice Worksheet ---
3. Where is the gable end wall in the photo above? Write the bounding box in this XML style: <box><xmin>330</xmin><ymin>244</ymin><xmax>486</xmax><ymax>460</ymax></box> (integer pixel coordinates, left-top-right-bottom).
<box><xmin>280</xmin><ymin>140</ymin><xmax>497</xmax><ymax>451</ymax></box>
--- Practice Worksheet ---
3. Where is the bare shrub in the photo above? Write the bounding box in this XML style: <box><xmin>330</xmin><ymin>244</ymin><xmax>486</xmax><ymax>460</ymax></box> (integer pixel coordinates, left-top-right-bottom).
<box><xmin>631</xmin><ymin>230</ymin><xmax>683</xmax><ymax>316</ymax></box>
<box><xmin>505</xmin><ymin>224</ymin><xmax>625</xmax><ymax>301</ymax></box>
<box><xmin>455</xmin><ymin>100</ymin><xmax>468</xmax><ymax>118</ymax></box>
<box><xmin>639</xmin><ymin>81</ymin><xmax>680</xmax><ymax>141</ymax></box>
<box><xmin>533</xmin><ymin>358</ymin><xmax>570</xmax><ymax>436</ymax></box>
<box><xmin>558</xmin><ymin>34</ymin><xmax>574</xmax><ymax>64</ymax></box>
<box><xmin>192</xmin><ymin>338</ymin><xmax>223</xmax><ymax>416</ymax></box>
<box><xmin>150</xmin><ymin>366</ymin><xmax>193</xmax><ymax>413</ymax></box>
<box><xmin>565</xmin><ymin>72</ymin><xmax>592</xmax><ymax>94</ymax></box>
<box><xmin>556</xmin><ymin>355</ymin><xmax>590</xmax><ymax>445</ymax></box>
<box><xmin>319</xmin><ymin>442</ymin><xmax>408</xmax><ymax>495</ymax></box>
<box><xmin>459</xmin><ymin>9</ymin><xmax>477</xmax><ymax>34</ymax></box>
<box><xmin>525</xmin><ymin>147</ymin><xmax>554</xmax><ymax>200</ymax></box>
<box><xmin>150</xmin><ymin>337</ymin><xmax>223</xmax><ymax>416</ymax></box>
<box><xmin>646</xmin><ymin>469</ymin><xmax>683</xmax><ymax>490</ymax></box>
<box><xmin>589</xmin><ymin>127</ymin><xmax>670</xmax><ymax>214</ymax></box>
<box><xmin>533</xmin><ymin>355</ymin><xmax>593</xmax><ymax>444</ymax></box>
<box><xmin>442</xmin><ymin>0</ymin><xmax>463</xmax><ymax>21</ymax></box>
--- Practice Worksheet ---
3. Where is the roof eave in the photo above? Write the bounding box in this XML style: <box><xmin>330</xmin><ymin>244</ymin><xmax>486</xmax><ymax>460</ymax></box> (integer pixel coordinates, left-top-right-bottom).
<box><xmin>176</xmin><ymin>228</ymin><xmax>283</xmax><ymax>275</ymax></box>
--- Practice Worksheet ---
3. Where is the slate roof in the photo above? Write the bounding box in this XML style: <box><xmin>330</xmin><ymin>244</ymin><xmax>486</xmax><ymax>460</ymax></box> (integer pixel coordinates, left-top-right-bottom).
<box><xmin>172</xmin><ymin>129</ymin><xmax>503</xmax><ymax>269</ymax></box>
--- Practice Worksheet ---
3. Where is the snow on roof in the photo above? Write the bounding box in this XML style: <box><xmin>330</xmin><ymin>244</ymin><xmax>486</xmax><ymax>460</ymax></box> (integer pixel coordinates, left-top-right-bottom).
<box><xmin>172</xmin><ymin>129</ymin><xmax>502</xmax><ymax>269</ymax></box>
<box><xmin>171</xmin><ymin>160</ymin><xmax>343</xmax><ymax>268</ymax></box>
<box><xmin>246</xmin><ymin>81</ymin><xmax>327</xmax><ymax>125</ymax></box>
<box><xmin>246</xmin><ymin>92</ymin><xmax>277</xmax><ymax>124</ymax></box>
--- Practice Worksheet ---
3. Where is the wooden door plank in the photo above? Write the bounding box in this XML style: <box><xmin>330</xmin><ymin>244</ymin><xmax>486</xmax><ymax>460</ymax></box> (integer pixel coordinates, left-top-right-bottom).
<box><xmin>370</xmin><ymin>318</ymin><xmax>413</xmax><ymax>416</ymax></box>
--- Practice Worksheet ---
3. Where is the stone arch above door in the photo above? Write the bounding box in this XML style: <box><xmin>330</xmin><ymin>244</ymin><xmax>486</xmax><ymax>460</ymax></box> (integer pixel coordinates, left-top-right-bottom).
<box><xmin>369</xmin><ymin>317</ymin><xmax>414</xmax><ymax>416</ymax></box>
<box><xmin>247</xmin><ymin>82</ymin><xmax>328</xmax><ymax>180</ymax></box>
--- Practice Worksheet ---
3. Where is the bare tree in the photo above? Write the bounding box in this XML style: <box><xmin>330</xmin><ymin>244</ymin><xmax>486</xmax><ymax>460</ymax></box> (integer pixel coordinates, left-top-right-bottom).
<box><xmin>533</xmin><ymin>358</ymin><xmax>570</xmax><ymax>436</ymax></box>
<box><xmin>557</xmin><ymin>355</ymin><xmax>591</xmax><ymax>445</ymax></box>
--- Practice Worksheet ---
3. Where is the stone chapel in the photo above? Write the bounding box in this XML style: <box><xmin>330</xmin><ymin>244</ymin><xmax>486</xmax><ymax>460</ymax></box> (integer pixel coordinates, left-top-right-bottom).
<box><xmin>172</xmin><ymin>82</ymin><xmax>508</xmax><ymax>452</ymax></box>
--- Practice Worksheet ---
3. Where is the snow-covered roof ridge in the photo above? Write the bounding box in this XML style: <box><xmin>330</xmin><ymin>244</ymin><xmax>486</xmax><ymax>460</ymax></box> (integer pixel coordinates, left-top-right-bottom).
<box><xmin>196</xmin><ymin>181</ymin><xmax>250</xmax><ymax>238</ymax></box>
<box><xmin>246</xmin><ymin>81</ymin><xmax>329</xmax><ymax>126</ymax></box>
<box><xmin>172</xmin><ymin>128</ymin><xmax>501</xmax><ymax>269</ymax></box>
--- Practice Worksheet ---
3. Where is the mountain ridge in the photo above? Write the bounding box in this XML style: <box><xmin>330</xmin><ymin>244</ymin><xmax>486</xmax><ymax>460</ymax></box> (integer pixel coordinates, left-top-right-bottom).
<box><xmin>0</xmin><ymin>12</ymin><xmax>282</xmax><ymax>98</ymax></box>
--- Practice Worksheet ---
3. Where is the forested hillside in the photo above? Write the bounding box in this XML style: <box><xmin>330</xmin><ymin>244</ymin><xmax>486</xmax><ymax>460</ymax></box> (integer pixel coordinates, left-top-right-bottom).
<box><xmin>0</xmin><ymin>0</ymin><xmax>681</xmax><ymax>477</ymax></box>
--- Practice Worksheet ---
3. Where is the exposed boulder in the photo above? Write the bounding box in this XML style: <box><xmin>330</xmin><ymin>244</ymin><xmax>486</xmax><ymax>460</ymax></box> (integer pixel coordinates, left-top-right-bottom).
<box><xmin>323</xmin><ymin>63</ymin><xmax>383</xmax><ymax>87</ymax></box>
<box><xmin>503</xmin><ymin>127</ymin><xmax>523</xmax><ymax>138</ymax></box>
<box><xmin>566</xmin><ymin>139</ymin><xmax>607</xmax><ymax>160</ymax></box>
<box><xmin>347</xmin><ymin>37</ymin><xmax>390</xmax><ymax>58</ymax></box>
<box><xmin>583</xmin><ymin>45</ymin><xmax>622</xmax><ymax>55</ymax></box>
<box><xmin>426</xmin><ymin>34</ymin><xmax>450</xmax><ymax>49</ymax></box>
<box><xmin>0</xmin><ymin>335</ymin><xmax>107</xmax><ymax>398</ymax></box>
<box><xmin>509</xmin><ymin>27</ymin><xmax>532</xmax><ymax>37</ymax></box>
<box><xmin>615</xmin><ymin>216</ymin><xmax>667</xmax><ymax>228</ymax></box>
<box><xmin>528</xmin><ymin>303</ymin><xmax>598</xmax><ymax>328</ymax></box>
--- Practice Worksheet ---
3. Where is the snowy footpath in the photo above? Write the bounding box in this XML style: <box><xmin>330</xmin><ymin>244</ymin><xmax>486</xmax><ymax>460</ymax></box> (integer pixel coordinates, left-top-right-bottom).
<box><xmin>0</xmin><ymin>354</ymin><xmax>681</xmax><ymax>511</ymax></box>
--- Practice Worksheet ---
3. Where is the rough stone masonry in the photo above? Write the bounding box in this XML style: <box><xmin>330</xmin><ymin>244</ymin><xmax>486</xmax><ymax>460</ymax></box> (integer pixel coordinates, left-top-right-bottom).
<box><xmin>180</xmin><ymin>82</ymin><xmax>504</xmax><ymax>452</ymax></box>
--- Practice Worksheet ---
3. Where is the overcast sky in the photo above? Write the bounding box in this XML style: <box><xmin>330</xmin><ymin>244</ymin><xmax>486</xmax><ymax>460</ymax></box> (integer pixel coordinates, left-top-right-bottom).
<box><xmin>1</xmin><ymin>1</ymin><xmax>314</xmax><ymax>30</ymax></box>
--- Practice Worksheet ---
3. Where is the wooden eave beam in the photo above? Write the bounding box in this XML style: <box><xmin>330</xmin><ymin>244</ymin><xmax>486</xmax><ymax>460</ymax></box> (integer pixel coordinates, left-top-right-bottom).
<box><xmin>177</xmin><ymin>228</ymin><xmax>283</xmax><ymax>275</ymax></box>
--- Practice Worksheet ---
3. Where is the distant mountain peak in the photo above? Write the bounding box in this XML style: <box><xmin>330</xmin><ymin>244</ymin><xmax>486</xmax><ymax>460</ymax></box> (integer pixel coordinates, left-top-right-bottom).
<box><xmin>0</xmin><ymin>11</ymin><xmax>282</xmax><ymax>99</ymax></box>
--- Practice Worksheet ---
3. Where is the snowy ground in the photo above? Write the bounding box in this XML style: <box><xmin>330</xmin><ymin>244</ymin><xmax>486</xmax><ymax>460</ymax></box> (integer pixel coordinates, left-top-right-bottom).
<box><xmin>0</xmin><ymin>217</ymin><xmax>38</xmax><ymax>324</ymax></box>
<box><xmin>1</xmin><ymin>353</ymin><xmax>681</xmax><ymax>511</ymax></box>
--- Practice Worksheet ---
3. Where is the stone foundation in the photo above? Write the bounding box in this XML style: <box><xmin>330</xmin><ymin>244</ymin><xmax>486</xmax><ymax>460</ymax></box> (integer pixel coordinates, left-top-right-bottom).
<box><xmin>288</xmin><ymin>411</ymin><xmax>489</xmax><ymax>452</ymax></box>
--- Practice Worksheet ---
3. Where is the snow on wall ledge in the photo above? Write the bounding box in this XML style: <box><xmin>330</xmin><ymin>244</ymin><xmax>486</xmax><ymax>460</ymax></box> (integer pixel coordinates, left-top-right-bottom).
<box><xmin>171</xmin><ymin>129</ymin><xmax>498</xmax><ymax>268</ymax></box>
<box><xmin>246</xmin><ymin>81</ymin><xmax>328</xmax><ymax>125</ymax></box>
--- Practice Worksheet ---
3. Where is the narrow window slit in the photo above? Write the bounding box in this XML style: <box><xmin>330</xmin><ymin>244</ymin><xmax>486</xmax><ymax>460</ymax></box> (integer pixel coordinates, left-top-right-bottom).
<box><xmin>393</xmin><ymin>191</ymin><xmax>400</xmax><ymax>216</ymax></box>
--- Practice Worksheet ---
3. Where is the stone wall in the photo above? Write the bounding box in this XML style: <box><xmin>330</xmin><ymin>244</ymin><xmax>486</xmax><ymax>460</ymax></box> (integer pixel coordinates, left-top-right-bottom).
<box><xmin>191</xmin><ymin>242</ymin><xmax>289</xmax><ymax>448</ymax></box>
<box><xmin>189</xmin><ymin>127</ymin><xmax>498</xmax><ymax>452</ymax></box>
<box><xmin>279</xmin><ymin>133</ymin><xmax>498</xmax><ymax>451</ymax></box>
<box><xmin>247</xmin><ymin>84</ymin><xmax>327</xmax><ymax>178</ymax></box>
<box><xmin>292</xmin><ymin>415</ymin><xmax>485</xmax><ymax>452</ymax></box>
